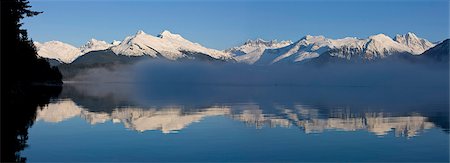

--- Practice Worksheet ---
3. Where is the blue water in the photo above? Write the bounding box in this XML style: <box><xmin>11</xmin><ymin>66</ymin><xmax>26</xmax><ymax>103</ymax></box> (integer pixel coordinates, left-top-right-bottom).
<box><xmin>22</xmin><ymin>84</ymin><xmax>449</xmax><ymax>162</ymax></box>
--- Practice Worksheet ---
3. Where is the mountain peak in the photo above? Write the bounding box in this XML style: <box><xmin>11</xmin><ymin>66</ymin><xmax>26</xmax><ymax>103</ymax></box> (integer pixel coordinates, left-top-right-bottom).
<box><xmin>83</xmin><ymin>38</ymin><xmax>109</xmax><ymax>46</ymax></box>
<box><xmin>112</xmin><ymin>40</ymin><xmax>121</xmax><ymax>46</ymax></box>
<box><xmin>300</xmin><ymin>35</ymin><xmax>326</xmax><ymax>42</ymax></box>
<box><xmin>160</xmin><ymin>30</ymin><xmax>173</xmax><ymax>36</ymax></box>
<box><xmin>394</xmin><ymin>32</ymin><xmax>435</xmax><ymax>54</ymax></box>
<box><xmin>244</xmin><ymin>38</ymin><xmax>268</xmax><ymax>45</ymax></box>
<box><xmin>369</xmin><ymin>33</ymin><xmax>391</xmax><ymax>41</ymax></box>
<box><xmin>241</xmin><ymin>38</ymin><xmax>292</xmax><ymax>48</ymax></box>
<box><xmin>80</xmin><ymin>38</ymin><xmax>112</xmax><ymax>54</ymax></box>
<box><xmin>406</xmin><ymin>32</ymin><xmax>417</xmax><ymax>37</ymax></box>
<box><xmin>157</xmin><ymin>30</ymin><xmax>184</xmax><ymax>40</ymax></box>
<box><xmin>34</xmin><ymin>41</ymin><xmax>82</xmax><ymax>63</ymax></box>
<box><xmin>395</xmin><ymin>32</ymin><xmax>419</xmax><ymax>41</ymax></box>
<box><xmin>86</xmin><ymin>38</ymin><xmax>105</xmax><ymax>45</ymax></box>
<box><xmin>112</xmin><ymin>30</ymin><xmax>232</xmax><ymax>60</ymax></box>
<box><xmin>136</xmin><ymin>30</ymin><xmax>146</xmax><ymax>35</ymax></box>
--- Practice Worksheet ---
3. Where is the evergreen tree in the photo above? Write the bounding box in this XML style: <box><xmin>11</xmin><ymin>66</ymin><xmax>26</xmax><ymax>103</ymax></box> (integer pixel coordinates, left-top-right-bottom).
<box><xmin>1</xmin><ymin>0</ymin><xmax>63</xmax><ymax>162</ymax></box>
<box><xmin>1</xmin><ymin>0</ymin><xmax>62</xmax><ymax>88</ymax></box>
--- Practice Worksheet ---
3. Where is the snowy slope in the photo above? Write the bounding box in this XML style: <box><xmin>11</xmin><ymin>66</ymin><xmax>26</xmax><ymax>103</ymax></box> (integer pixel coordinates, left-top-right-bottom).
<box><xmin>35</xmin><ymin>31</ymin><xmax>437</xmax><ymax>65</ymax></box>
<box><xmin>328</xmin><ymin>34</ymin><xmax>413</xmax><ymax>60</ymax></box>
<box><xmin>34</xmin><ymin>41</ymin><xmax>83</xmax><ymax>63</ymax></box>
<box><xmin>225</xmin><ymin>39</ymin><xmax>292</xmax><ymax>64</ymax></box>
<box><xmin>112</xmin><ymin>40</ymin><xmax>121</xmax><ymax>46</ymax></box>
<box><xmin>80</xmin><ymin>38</ymin><xmax>113</xmax><ymax>53</ymax></box>
<box><xmin>271</xmin><ymin>35</ymin><xmax>334</xmax><ymax>63</ymax></box>
<box><xmin>111</xmin><ymin>30</ymin><xmax>233</xmax><ymax>60</ymax></box>
<box><xmin>394</xmin><ymin>32</ymin><xmax>435</xmax><ymax>55</ymax></box>
<box><xmin>235</xmin><ymin>32</ymin><xmax>436</xmax><ymax>64</ymax></box>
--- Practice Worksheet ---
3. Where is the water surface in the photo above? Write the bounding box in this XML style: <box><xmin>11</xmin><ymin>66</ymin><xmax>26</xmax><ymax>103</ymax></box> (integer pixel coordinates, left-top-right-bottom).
<box><xmin>21</xmin><ymin>83</ymin><xmax>449</xmax><ymax>162</ymax></box>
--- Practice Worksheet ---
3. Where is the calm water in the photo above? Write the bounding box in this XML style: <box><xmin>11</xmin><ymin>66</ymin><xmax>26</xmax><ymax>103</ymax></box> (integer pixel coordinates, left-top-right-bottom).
<box><xmin>22</xmin><ymin>83</ymin><xmax>449</xmax><ymax>162</ymax></box>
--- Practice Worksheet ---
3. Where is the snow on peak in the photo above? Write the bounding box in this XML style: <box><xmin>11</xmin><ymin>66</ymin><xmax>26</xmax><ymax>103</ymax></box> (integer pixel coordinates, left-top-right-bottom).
<box><xmin>112</xmin><ymin>40</ymin><xmax>121</xmax><ymax>46</ymax></box>
<box><xmin>240</xmin><ymin>33</ymin><xmax>433</xmax><ymax>64</ymax></box>
<box><xmin>365</xmin><ymin>34</ymin><xmax>410</xmax><ymax>55</ymax></box>
<box><xmin>136</xmin><ymin>30</ymin><xmax>146</xmax><ymax>35</ymax></box>
<box><xmin>157</xmin><ymin>30</ymin><xmax>188</xmax><ymax>42</ymax></box>
<box><xmin>158</xmin><ymin>30</ymin><xmax>174</xmax><ymax>37</ymax></box>
<box><xmin>34</xmin><ymin>30</ymin><xmax>437</xmax><ymax>65</ymax></box>
<box><xmin>111</xmin><ymin>30</ymin><xmax>233</xmax><ymax>60</ymax></box>
<box><xmin>406</xmin><ymin>32</ymin><xmax>418</xmax><ymax>38</ymax></box>
<box><xmin>34</xmin><ymin>41</ymin><xmax>83</xmax><ymax>63</ymax></box>
<box><xmin>302</xmin><ymin>35</ymin><xmax>326</xmax><ymax>41</ymax></box>
<box><xmin>80</xmin><ymin>38</ymin><xmax>113</xmax><ymax>53</ymax></box>
<box><xmin>226</xmin><ymin>38</ymin><xmax>293</xmax><ymax>64</ymax></box>
<box><xmin>244</xmin><ymin>38</ymin><xmax>267</xmax><ymax>45</ymax></box>
<box><xmin>243</xmin><ymin>38</ymin><xmax>292</xmax><ymax>47</ymax></box>
<box><xmin>270</xmin><ymin>35</ymin><xmax>333</xmax><ymax>63</ymax></box>
<box><xmin>369</xmin><ymin>33</ymin><xmax>391</xmax><ymax>40</ymax></box>
<box><xmin>394</xmin><ymin>32</ymin><xmax>435</xmax><ymax>54</ymax></box>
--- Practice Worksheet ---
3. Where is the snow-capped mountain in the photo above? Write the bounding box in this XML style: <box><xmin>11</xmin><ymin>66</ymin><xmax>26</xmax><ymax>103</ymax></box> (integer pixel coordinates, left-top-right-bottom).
<box><xmin>34</xmin><ymin>30</ymin><xmax>234</xmax><ymax>64</ymax></box>
<box><xmin>34</xmin><ymin>31</ymin><xmax>439</xmax><ymax>65</ymax></box>
<box><xmin>232</xmin><ymin>32</ymin><xmax>436</xmax><ymax>64</ymax></box>
<box><xmin>79</xmin><ymin>38</ymin><xmax>113</xmax><ymax>53</ymax></box>
<box><xmin>269</xmin><ymin>35</ymin><xmax>338</xmax><ymax>64</ymax></box>
<box><xmin>225</xmin><ymin>39</ymin><xmax>292</xmax><ymax>64</ymax></box>
<box><xmin>394</xmin><ymin>32</ymin><xmax>435</xmax><ymax>55</ymax></box>
<box><xmin>329</xmin><ymin>34</ymin><xmax>412</xmax><ymax>60</ymax></box>
<box><xmin>111</xmin><ymin>30</ymin><xmax>233</xmax><ymax>60</ymax></box>
<box><xmin>112</xmin><ymin>40</ymin><xmax>121</xmax><ymax>46</ymax></box>
<box><xmin>34</xmin><ymin>41</ymin><xmax>83</xmax><ymax>63</ymax></box>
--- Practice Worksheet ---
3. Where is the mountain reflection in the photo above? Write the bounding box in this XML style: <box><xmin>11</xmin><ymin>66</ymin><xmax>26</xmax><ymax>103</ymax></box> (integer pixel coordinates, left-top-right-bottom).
<box><xmin>37</xmin><ymin>99</ymin><xmax>436</xmax><ymax>137</ymax></box>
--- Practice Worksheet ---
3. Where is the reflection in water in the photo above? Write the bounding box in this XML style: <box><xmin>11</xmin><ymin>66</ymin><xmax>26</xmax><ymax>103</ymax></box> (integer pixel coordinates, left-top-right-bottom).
<box><xmin>1</xmin><ymin>85</ymin><xmax>62</xmax><ymax>162</ymax></box>
<box><xmin>111</xmin><ymin>107</ymin><xmax>230</xmax><ymax>133</ymax></box>
<box><xmin>37</xmin><ymin>99</ymin><xmax>436</xmax><ymax>137</ymax></box>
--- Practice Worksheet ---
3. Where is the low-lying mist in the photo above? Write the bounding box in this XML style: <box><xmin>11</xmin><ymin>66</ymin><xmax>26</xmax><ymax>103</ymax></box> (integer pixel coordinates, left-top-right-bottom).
<box><xmin>68</xmin><ymin>59</ymin><xmax>449</xmax><ymax>88</ymax></box>
<box><xmin>61</xmin><ymin>59</ymin><xmax>449</xmax><ymax>120</ymax></box>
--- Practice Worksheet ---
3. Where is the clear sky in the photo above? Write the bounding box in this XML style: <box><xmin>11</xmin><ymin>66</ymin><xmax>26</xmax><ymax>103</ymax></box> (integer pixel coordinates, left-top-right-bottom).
<box><xmin>24</xmin><ymin>0</ymin><xmax>449</xmax><ymax>50</ymax></box>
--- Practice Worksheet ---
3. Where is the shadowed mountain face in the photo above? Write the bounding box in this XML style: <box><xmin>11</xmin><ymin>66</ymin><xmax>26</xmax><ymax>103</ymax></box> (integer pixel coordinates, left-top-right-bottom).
<box><xmin>57</xmin><ymin>50</ymin><xmax>150</xmax><ymax>79</ymax></box>
<box><xmin>56</xmin><ymin>49</ymin><xmax>233</xmax><ymax>80</ymax></box>
<box><xmin>420</xmin><ymin>39</ymin><xmax>449</xmax><ymax>63</ymax></box>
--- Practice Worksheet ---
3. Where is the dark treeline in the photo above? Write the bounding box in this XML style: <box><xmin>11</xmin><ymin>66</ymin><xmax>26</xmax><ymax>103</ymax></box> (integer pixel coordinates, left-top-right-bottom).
<box><xmin>1</xmin><ymin>0</ymin><xmax>63</xmax><ymax>162</ymax></box>
<box><xmin>1</xmin><ymin>0</ymin><xmax>62</xmax><ymax>86</ymax></box>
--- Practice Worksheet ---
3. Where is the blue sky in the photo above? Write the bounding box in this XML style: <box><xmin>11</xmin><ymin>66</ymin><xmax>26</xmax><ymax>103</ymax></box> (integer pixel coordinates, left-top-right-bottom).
<box><xmin>24</xmin><ymin>0</ymin><xmax>449</xmax><ymax>50</ymax></box>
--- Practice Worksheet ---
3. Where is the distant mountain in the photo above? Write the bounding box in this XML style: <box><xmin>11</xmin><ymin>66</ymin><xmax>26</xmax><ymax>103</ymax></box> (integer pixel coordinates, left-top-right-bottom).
<box><xmin>79</xmin><ymin>38</ymin><xmax>113</xmax><ymax>54</ymax></box>
<box><xmin>34</xmin><ymin>41</ymin><xmax>83</xmax><ymax>63</ymax></box>
<box><xmin>34</xmin><ymin>31</ymin><xmax>442</xmax><ymax>66</ymax></box>
<box><xmin>35</xmin><ymin>30</ymin><xmax>234</xmax><ymax>64</ymax></box>
<box><xmin>225</xmin><ymin>39</ymin><xmax>292</xmax><ymax>64</ymax></box>
<box><xmin>420</xmin><ymin>39</ymin><xmax>449</xmax><ymax>63</ymax></box>
<box><xmin>57</xmin><ymin>50</ymin><xmax>149</xmax><ymax>79</ymax></box>
<box><xmin>394</xmin><ymin>32</ymin><xmax>435</xmax><ymax>54</ymax></box>
<box><xmin>111</xmin><ymin>30</ymin><xmax>233</xmax><ymax>60</ymax></box>
<box><xmin>230</xmin><ymin>33</ymin><xmax>436</xmax><ymax>65</ymax></box>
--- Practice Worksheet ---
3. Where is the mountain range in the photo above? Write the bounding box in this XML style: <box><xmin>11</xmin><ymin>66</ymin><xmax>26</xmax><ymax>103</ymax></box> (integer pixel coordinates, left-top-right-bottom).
<box><xmin>34</xmin><ymin>30</ymin><xmax>448</xmax><ymax>66</ymax></box>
